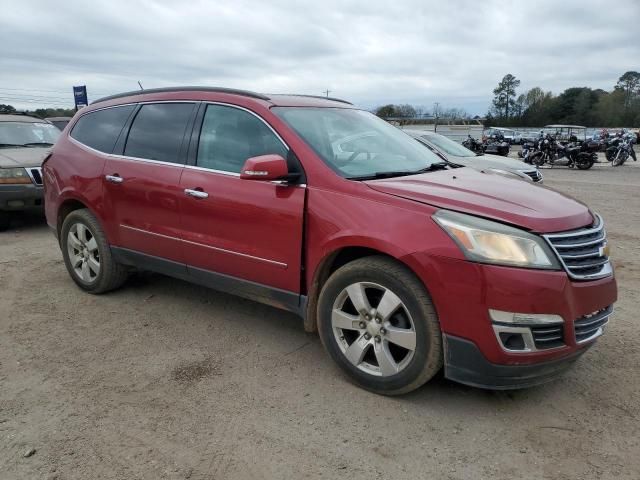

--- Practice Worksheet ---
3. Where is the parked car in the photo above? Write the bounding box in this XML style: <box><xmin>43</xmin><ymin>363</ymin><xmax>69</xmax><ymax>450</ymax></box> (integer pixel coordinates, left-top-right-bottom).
<box><xmin>486</xmin><ymin>127</ymin><xmax>516</xmax><ymax>144</ymax></box>
<box><xmin>43</xmin><ymin>87</ymin><xmax>617</xmax><ymax>394</ymax></box>
<box><xmin>0</xmin><ymin>113</ymin><xmax>59</xmax><ymax>230</ymax></box>
<box><xmin>405</xmin><ymin>130</ymin><xmax>543</xmax><ymax>183</ymax></box>
<box><xmin>46</xmin><ymin>116</ymin><xmax>73</xmax><ymax>131</ymax></box>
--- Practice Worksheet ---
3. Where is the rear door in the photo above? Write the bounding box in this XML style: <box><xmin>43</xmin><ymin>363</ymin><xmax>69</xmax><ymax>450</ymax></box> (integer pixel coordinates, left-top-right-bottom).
<box><xmin>103</xmin><ymin>102</ymin><xmax>197</xmax><ymax>265</ymax></box>
<box><xmin>178</xmin><ymin>103</ymin><xmax>306</xmax><ymax>295</ymax></box>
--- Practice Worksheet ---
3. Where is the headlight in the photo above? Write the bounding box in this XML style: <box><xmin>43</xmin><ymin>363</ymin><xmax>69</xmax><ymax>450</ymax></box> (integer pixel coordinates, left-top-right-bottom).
<box><xmin>0</xmin><ymin>168</ymin><xmax>32</xmax><ymax>184</ymax></box>
<box><xmin>433</xmin><ymin>210</ymin><xmax>561</xmax><ymax>269</ymax></box>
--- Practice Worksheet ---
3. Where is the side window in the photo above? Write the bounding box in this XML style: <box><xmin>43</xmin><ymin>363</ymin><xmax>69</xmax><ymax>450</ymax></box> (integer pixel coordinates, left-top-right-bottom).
<box><xmin>70</xmin><ymin>105</ymin><xmax>135</xmax><ymax>153</ymax></box>
<box><xmin>124</xmin><ymin>103</ymin><xmax>195</xmax><ymax>163</ymax></box>
<box><xmin>197</xmin><ymin>105</ymin><xmax>287</xmax><ymax>173</ymax></box>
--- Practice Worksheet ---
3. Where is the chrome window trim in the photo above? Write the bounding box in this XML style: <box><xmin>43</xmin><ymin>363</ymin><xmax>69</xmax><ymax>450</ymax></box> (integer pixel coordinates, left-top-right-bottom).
<box><xmin>120</xmin><ymin>224</ymin><xmax>287</xmax><ymax>269</ymax></box>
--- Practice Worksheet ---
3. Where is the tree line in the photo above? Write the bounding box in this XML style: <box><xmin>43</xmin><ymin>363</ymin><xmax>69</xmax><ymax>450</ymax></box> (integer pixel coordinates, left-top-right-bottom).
<box><xmin>487</xmin><ymin>71</ymin><xmax>640</xmax><ymax>127</ymax></box>
<box><xmin>373</xmin><ymin>71</ymin><xmax>640</xmax><ymax>127</ymax></box>
<box><xmin>0</xmin><ymin>104</ymin><xmax>76</xmax><ymax>118</ymax></box>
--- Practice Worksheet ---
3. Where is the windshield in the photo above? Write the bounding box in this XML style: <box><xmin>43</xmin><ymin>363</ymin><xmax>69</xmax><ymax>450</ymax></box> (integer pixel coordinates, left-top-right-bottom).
<box><xmin>0</xmin><ymin>121</ymin><xmax>60</xmax><ymax>147</ymax></box>
<box><xmin>273</xmin><ymin>107</ymin><xmax>442</xmax><ymax>178</ymax></box>
<box><xmin>420</xmin><ymin>133</ymin><xmax>476</xmax><ymax>158</ymax></box>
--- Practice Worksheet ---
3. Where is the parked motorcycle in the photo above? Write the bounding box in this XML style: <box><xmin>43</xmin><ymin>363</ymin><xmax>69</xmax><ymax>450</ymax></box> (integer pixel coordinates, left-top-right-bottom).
<box><xmin>483</xmin><ymin>132</ymin><xmax>510</xmax><ymax>156</ymax></box>
<box><xmin>532</xmin><ymin>135</ymin><xmax>596</xmax><ymax>170</ymax></box>
<box><xmin>609</xmin><ymin>137</ymin><xmax>636</xmax><ymax>166</ymax></box>
<box><xmin>462</xmin><ymin>135</ymin><xmax>484</xmax><ymax>154</ymax></box>
<box><xmin>606</xmin><ymin>134</ymin><xmax>637</xmax><ymax>164</ymax></box>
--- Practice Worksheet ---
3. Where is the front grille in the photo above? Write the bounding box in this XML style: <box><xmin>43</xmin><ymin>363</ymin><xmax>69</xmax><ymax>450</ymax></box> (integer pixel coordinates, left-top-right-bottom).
<box><xmin>543</xmin><ymin>214</ymin><xmax>612</xmax><ymax>280</ymax></box>
<box><xmin>530</xmin><ymin>323</ymin><xmax>564</xmax><ymax>349</ymax></box>
<box><xmin>574</xmin><ymin>306</ymin><xmax>613</xmax><ymax>343</ymax></box>
<box><xmin>27</xmin><ymin>167</ymin><xmax>43</xmax><ymax>186</ymax></box>
<box><xmin>523</xmin><ymin>169</ymin><xmax>543</xmax><ymax>182</ymax></box>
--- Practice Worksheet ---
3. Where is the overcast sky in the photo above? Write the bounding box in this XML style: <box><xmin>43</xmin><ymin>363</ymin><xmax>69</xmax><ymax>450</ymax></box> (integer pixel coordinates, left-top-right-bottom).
<box><xmin>1</xmin><ymin>0</ymin><xmax>638</xmax><ymax>114</ymax></box>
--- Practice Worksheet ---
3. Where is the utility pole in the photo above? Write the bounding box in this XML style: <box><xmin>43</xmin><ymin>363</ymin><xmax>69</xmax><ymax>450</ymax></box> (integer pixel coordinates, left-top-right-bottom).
<box><xmin>323</xmin><ymin>89</ymin><xmax>331</xmax><ymax>98</ymax></box>
<box><xmin>433</xmin><ymin>102</ymin><xmax>440</xmax><ymax>132</ymax></box>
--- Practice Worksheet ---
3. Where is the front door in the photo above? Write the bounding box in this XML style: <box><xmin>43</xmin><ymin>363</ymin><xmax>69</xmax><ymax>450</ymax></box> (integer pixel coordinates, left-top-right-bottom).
<box><xmin>103</xmin><ymin>102</ymin><xmax>196</xmax><ymax>264</ymax></box>
<box><xmin>179</xmin><ymin>104</ymin><xmax>305</xmax><ymax>295</ymax></box>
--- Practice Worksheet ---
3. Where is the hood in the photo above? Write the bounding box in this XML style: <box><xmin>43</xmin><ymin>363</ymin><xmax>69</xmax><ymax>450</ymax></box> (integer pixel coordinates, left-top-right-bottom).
<box><xmin>448</xmin><ymin>153</ymin><xmax>533</xmax><ymax>172</ymax></box>
<box><xmin>366</xmin><ymin>167</ymin><xmax>592</xmax><ymax>233</ymax></box>
<box><xmin>0</xmin><ymin>147</ymin><xmax>50</xmax><ymax>169</ymax></box>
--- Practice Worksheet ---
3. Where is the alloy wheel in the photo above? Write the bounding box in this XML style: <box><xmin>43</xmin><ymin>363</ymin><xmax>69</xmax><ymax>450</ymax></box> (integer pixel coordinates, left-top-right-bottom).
<box><xmin>331</xmin><ymin>282</ymin><xmax>416</xmax><ymax>377</ymax></box>
<box><xmin>67</xmin><ymin>223</ymin><xmax>101</xmax><ymax>283</ymax></box>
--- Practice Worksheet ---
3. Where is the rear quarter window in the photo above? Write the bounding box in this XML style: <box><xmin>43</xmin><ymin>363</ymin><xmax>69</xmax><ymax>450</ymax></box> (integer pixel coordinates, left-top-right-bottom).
<box><xmin>70</xmin><ymin>105</ymin><xmax>135</xmax><ymax>153</ymax></box>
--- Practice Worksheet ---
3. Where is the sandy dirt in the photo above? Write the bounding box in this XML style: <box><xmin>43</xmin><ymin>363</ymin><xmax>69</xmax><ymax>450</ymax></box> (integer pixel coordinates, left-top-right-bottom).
<box><xmin>1</xmin><ymin>157</ymin><xmax>639</xmax><ymax>479</ymax></box>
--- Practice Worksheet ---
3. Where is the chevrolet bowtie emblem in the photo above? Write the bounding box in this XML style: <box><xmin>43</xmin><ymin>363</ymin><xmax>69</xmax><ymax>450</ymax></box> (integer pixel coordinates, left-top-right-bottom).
<box><xmin>600</xmin><ymin>244</ymin><xmax>610</xmax><ymax>257</ymax></box>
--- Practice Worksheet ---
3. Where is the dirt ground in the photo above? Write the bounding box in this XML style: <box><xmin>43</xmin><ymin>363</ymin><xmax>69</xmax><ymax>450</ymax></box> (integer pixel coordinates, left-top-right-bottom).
<box><xmin>1</xmin><ymin>156</ymin><xmax>639</xmax><ymax>480</ymax></box>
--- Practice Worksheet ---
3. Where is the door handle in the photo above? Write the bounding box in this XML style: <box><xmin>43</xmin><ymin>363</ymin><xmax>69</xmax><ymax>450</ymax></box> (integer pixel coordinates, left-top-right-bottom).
<box><xmin>184</xmin><ymin>188</ymin><xmax>209</xmax><ymax>199</ymax></box>
<box><xmin>105</xmin><ymin>174</ymin><xmax>124</xmax><ymax>184</ymax></box>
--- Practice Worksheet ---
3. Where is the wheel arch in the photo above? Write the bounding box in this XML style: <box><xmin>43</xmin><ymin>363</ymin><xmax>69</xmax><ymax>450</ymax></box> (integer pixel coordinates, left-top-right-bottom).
<box><xmin>303</xmin><ymin>244</ymin><xmax>428</xmax><ymax>333</ymax></box>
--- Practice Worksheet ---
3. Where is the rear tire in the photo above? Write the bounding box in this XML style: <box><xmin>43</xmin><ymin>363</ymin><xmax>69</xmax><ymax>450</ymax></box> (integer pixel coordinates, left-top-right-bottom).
<box><xmin>317</xmin><ymin>256</ymin><xmax>443</xmax><ymax>395</ymax></box>
<box><xmin>60</xmin><ymin>208</ymin><xmax>128</xmax><ymax>294</ymax></box>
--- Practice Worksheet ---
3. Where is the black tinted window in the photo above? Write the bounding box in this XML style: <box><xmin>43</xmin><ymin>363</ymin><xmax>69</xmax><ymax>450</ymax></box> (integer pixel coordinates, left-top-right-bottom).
<box><xmin>197</xmin><ymin>105</ymin><xmax>287</xmax><ymax>173</ymax></box>
<box><xmin>124</xmin><ymin>103</ymin><xmax>195</xmax><ymax>163</ymax></box>
<box><xmin>70</xmin><ymin>105</ymin><xmax>135</xmax><ymax>153</ymax></box>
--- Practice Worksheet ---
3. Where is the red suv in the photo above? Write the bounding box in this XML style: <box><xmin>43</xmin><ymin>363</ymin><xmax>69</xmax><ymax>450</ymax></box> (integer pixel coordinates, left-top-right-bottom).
<box><xmin>43</xmin><ymin>87</ymin><xmax>617</xmax><ymax>394</ymax></box>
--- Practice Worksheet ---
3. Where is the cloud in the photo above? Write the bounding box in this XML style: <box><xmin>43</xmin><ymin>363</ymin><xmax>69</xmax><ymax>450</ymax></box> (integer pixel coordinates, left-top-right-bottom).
<box><xmin>0</xmin><ymin>0</ymin><xmax>638</xmax><ymax>113</ymax></box>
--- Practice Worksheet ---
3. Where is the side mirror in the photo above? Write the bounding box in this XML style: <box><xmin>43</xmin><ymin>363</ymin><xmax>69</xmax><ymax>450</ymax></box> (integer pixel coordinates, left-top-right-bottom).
<box><xmin>240</xmin><ymin>154</ymin><xmax>289</xmax><ymax>181</ymax></box>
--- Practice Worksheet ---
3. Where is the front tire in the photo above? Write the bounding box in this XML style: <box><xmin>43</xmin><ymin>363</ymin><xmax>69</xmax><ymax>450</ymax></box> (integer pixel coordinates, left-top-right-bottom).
<box><xmin>60</xmin><ymin>209</ymin><xmax>128</xmax><ymax>294</ymax></box>
<box><xmin>0</xmin><ymin>211</ymin><xmax>9</xmax><ymax>231</ymax></box>
<box><xmin>317</xmin><ymin>256</ymin><xmax>443</xmax><ymax>395</ymax></box>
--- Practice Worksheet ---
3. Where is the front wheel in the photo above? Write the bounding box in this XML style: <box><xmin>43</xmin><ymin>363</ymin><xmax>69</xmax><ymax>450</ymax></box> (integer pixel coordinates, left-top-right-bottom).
<box><xmin>0</xmin><ymin>211</ymin><xmax>9</xmax><ymax>231</ymax></box>
<box><xmin>317</xmin><ymin>256</ymin><xmax>443</xmax><ymax>395</ymax></box>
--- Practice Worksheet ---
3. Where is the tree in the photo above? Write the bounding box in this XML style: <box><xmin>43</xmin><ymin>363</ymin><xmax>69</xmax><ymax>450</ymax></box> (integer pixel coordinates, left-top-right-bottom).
<box><xmin>615</xmin><ymin>71</ymin><xmax>640</xmax><ymax>108</ymax></box>
<box><xmin>0</xmin><ymin>104</ymin><xmax>16</xmax><ymax>114</ymax></box>
<box><xmin>491</xmin><ymin>74</ymin><xmax>521</xmax><ymax>119</ymax></box>
<box><xmin>374</xmin><ymin>104</ymin><xmax>396</xmax><ymax>118</ymax></box>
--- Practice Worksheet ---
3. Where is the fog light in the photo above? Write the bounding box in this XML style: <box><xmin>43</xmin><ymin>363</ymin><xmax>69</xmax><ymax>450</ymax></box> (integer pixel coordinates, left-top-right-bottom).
<box><xmin>499</xmin><ymin>332</ymin><xmax>526</xmax><ymax>350</ymax></box>
<box><xmin>489</xmin><ymin>310</ymin><xmax>563</xmax><ymax>325</ymax></box>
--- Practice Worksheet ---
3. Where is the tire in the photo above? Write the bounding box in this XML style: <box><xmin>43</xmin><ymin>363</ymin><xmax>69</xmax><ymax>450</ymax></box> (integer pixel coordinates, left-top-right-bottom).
<box><xmin>576</xmin><ymin>158</ymin><xmax>593</xmax><ymax>170</ymax></box>
<box><xmin>531</xmin><ymin>152</ymin><xmax>545</xmax><ymax>167</ymax></box>
<box><xmin>317</xmin><ymin>256</ymin><xmax>443</xmax><ymax>395</ymax></box>
<box><xmin>60</xmin><ymin>208</ymin><xmax>128</xmax><ymax>294</ymax></box>
<box><xmin>0</xmin><ymin>211</ymin><xmax>9</xmax><ymax>231</ymax></box>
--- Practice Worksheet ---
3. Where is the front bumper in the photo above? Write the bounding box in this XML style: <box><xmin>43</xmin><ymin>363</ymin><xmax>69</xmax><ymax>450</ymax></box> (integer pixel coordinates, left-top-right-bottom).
<box><xmin>405</xmin><ymin>253</ymin><xmax>617</xmax><ymax>371</ymax></box>
<box><xmin>443</xmin><ymin>334</ymin><xmax>590</xmax><ymax>389</ymax></box>
<box><xmin>0</xmin><ymin>184</ymin><xmax>44</xmax><ymax>211</ymax></box>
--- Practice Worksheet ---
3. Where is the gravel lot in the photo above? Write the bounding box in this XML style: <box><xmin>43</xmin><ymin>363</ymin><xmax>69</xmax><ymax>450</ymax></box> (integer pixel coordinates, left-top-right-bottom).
<box><xmin>1</xmin><ymin>156</ymin><xmax>639</xmax><ymax>480</ymax></box>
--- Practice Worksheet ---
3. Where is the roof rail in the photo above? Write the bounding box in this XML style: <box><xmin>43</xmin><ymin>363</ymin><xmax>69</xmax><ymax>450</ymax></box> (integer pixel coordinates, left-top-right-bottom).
<box><xmin>91</xmin><ymin>86</ymin><xmax>271</xmax><ymax>105</ymax></box>
<box><xmin>273</xmin><ymin>94</ymin><xmax>353</xmax><ymax>105</ymax></box>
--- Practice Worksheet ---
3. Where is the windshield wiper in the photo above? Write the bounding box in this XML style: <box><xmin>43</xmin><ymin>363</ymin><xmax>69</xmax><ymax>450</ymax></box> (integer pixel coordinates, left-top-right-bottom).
<box><xmin>23</xmin><ymin>142</ymin><xmax>54</xmax><ymax>147</ymax></box>
<box><xmin>348</xmin><ymin>162</ymin><xmax>450</xmax><ymax>180</ymax></box>
<box><xmin>0</xmin><ymin>143</ymin><xmax>25</xmax><ymax>148</ymax></box>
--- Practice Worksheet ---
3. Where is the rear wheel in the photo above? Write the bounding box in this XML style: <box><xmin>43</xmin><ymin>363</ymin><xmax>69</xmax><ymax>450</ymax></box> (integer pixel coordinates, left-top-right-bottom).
<box><xmin>60</xmin><ymin>209</ymin><xmax>128</xmax><ymax>293</ymax></box>
<box><xmin>317</xmin><ymin>256</ymin><xmax>443</xmax><ymax>395</ymax></box>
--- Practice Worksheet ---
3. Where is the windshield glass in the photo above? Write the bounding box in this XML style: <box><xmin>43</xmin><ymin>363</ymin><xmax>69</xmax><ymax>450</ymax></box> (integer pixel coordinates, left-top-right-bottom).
<box><xmin>273</xmin><ymin>107</ymin><xmax>442</xmax><ymax>178</ymax></box>
<box><xmin>0</xmin><ymin>121</ymin><xmax>60</xmax><ymax>147</ymax></box>
<box><xmin>421</xmin><ymin>133</ymin><xmax>476</xmax><ymax>158</ymax></box>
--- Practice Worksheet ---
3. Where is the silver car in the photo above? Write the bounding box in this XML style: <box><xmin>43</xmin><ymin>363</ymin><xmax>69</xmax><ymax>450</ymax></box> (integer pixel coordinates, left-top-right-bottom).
<box><xmin>0</xmin><ymin>114</ymin><xmax>60</xmax><ymax>229</ymax></box>
<box><xmin>405</xmin><ymin>130</ymin><xmax>543</xmax><ymax>183</ymax></box>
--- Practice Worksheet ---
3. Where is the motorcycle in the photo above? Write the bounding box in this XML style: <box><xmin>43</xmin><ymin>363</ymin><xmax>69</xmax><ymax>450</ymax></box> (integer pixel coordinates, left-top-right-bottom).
<box><xmin>483</xmin><ymin>133</ymin><xmax>510</xmax><ymax>157</ymax></box>
<box><xmin>462</xmin><ymin>135</ymin><xmax>484</xmax><ymax>154</ymax></box>
<box><xmin>518</xmin><ymin>141</ymin><xmax>537</xmax><ymax>164</ymax></box>
<box><xmin>606</xmin><ymin>135</ymin><xmax>637</xmax><ymax>164</ymax></box>
<box><xmin>609</xmin><ymin>137</ymin><xmax>635</xmax><ymax>166</ymax></box>
<box><xmin>532</xmin><ymin>135</ymin><xmax>597</xmax><ymax>170</ymax></box>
